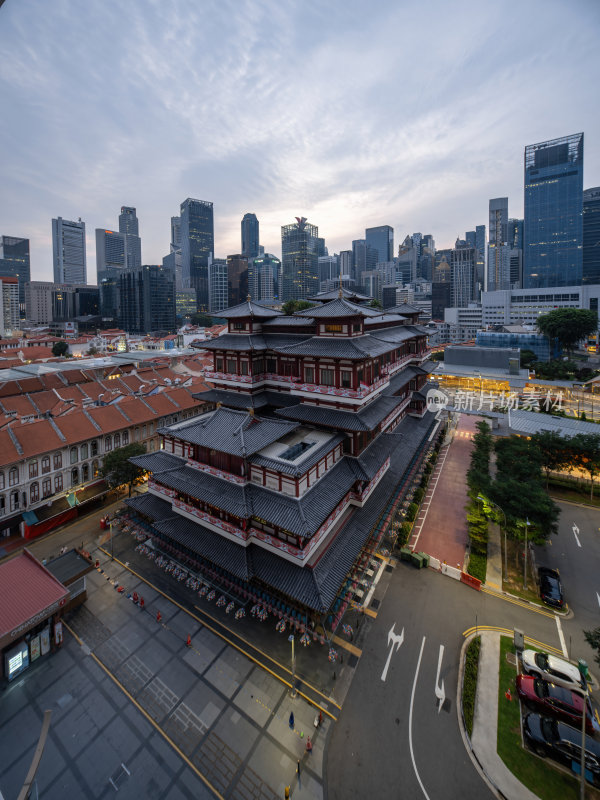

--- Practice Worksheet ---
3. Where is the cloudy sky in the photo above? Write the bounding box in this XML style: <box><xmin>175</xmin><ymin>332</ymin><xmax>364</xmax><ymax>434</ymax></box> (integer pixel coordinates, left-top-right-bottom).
<box><xmin>1</xmin><ymin>0</ymin><xmax>599</xmax><ymax>283</ymax></box>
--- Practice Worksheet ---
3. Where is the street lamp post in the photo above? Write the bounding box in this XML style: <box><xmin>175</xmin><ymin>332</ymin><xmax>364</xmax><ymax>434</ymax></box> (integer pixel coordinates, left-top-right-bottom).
<box><xmin>523</xmin><ymin>518</ymin><xmax>530</xmax><ymax>590</ymax></box>
<box><xmin>477</xmin><ymin>496</ymin><xmax>507</xmax><ymax>580</ymax></box>
<box><xmin>110</xmin><ymin>519</ymin><xmax>114</xmax><ymax>561</ymax></box>
<box><xmin>289</xmin><ymin>634</ymin><xmax>296</xmax><ymax>698</ymax></box>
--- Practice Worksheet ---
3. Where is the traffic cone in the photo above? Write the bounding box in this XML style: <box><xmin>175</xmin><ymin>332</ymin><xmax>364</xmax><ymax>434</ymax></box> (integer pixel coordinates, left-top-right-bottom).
<box><xmin>186</xmin><ymin>635</ymin><xmax>191</xmax><ymax>647</ymax></box>
<box><xmin>156</xmin><ymin>611</ymin><xmax>162</xmax><ymax>623</ymax></box>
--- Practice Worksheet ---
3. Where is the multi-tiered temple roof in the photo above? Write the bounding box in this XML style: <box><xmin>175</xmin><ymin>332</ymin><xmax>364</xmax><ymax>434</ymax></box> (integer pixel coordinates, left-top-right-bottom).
<box><xmin>127</xmin><ymin>291</ymin><xmax>436</xmax><ymax>616</ymax></box>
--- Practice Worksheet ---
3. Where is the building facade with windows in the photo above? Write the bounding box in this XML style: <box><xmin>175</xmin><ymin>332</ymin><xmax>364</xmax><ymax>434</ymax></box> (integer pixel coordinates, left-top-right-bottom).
<box><xmin>125</xmin><ymin>294</ymin><xmax>435</xmax><ymax>623</ymax></box>
<box><xmin>0</xmin><ymin>235</ymin><xmax>30</xmax><ymax>313</ymax></box>
<box><xmin>52</xmin><ymin>217</ymin><xmax>87</xmax><ymax>285</ymax></box>
<box><xmin>180</xmin><ymin>198</ymin><xmax>214</xmax><ymax>311</ymax></box>
<box><xmin>241</xmin><ymin>213</ymin><xmax>259</xmax><ymax>260</ymax></box>
<box><xmin>583</xmin><ymin>187</ymin><xmax>600</xmax><ymax>286</ymax></box>
<box><xmin>523</xmin><ymin>132</ymin><xmax>584</xmax><ymax>288</ymax></box>
<box><xmin>281</xmin><ymin>218</ymin><xmax>319</xmax><ymax>302</ymax></box>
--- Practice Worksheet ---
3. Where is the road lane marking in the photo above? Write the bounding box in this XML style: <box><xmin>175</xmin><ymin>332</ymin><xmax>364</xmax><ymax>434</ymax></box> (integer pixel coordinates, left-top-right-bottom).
<box><xmin>410</xmin><ymin>446</ymin><xmax>449</xmax><ymax>551</ymax></box>
<box><xmin>480</xmin><ymin>586</ymin><xmax>555</xmax><ymax>618</ymax></box>
<box><xmin>597</xmin><ymin>592</ymin><xmax>600</xmax><ymax>609</ymax></box>
<box><xmin>555</xmin><ymin>614</ymin><xmax>568</xmax><ymax>658</ymax></box>
<box><xmin>462</xmin><ymin>626</ymin><xmax>564</xmax><ymax>657</ymax></box>
<box><xmin>573</xmin><ymin>523</ymin><xmax>581</xmax><ymax>547</ymax></box>
<box><xmin>409</xmin><ymin>636</ymin><xmax>431</xmax><ymax>800</ymax></box>
<box><xmin>381</xmin><ymin>623</ymin><xmax>404</xmax><ymax>682</ymax></box>
<box><xmin>434</xmin><ymin>645</ymin><xmax>445</xmax><ymax>713</ymax></box>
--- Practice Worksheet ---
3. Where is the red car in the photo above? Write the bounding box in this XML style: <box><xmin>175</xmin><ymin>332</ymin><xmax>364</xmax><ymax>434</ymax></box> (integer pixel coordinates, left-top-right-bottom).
<box><xmin>516</xmin><ymin>675</ymin><xmax>599</xmax><ymax>736</ymax></box>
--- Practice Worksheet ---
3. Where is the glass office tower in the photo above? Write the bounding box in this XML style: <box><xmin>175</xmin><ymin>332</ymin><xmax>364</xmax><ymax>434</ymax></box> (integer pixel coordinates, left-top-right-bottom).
<box><xmin>241</xmin><ymin>213</ymin><xmax>259</xmax><ymax>259</ymax></box>
<box><xmin>281</xmin><ymin>217</ymin><xmax>319</xmax><ymax>301</ymax></box>
<box><xmin>366</xmin><ymin>225</ymin><xmax>394</xmax><ymax>264</ymax></box>
<box><xmin>523</xmin><ymin>133</ymin><xmax>584</xmax><ymax>288</ymax></box>
<box><xmin>0</xmin><ymin>235</ymin><xmax>30</xmax><ymax>312</ymax></box>
<box><xmin>180</xmin><ymin>198</ymin><xmax>214</xmax><ymax>311</ymax></box>
<box><xmin>52</xmin><ymin>217</ymin><xmax>87</xmax><ymax>284</ymax></box>
<box><xmin>583</xmin><ymin>188</ymin><xmax>600</xmax><ymax>285</ymax></box>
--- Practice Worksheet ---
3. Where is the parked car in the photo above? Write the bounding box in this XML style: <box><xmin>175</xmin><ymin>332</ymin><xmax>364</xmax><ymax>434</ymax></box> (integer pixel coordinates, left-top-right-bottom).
<box><xmin>516</xmin><ymin>675</ymin><xmax>599</xmax><ymax>735</ymax></box>
<box><xmin>523</xmin><ymin>713</ymin><xmax>600</xmax><ymax>784</ymax></box>
<box><xmin>521</xmin><ymin>650</ymin><xmax>585</xmax><ymax>690</ymax></box>
<box><xmin>539</xmin><ymin>567</ymin><xmax>564</xmax><ymax>608</ymax></box>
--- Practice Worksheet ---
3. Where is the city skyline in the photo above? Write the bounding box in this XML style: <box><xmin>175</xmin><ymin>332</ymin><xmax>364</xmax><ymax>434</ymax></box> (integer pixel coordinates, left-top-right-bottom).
<box><xmin>1</xmin><ymin>0</ymin><xmax>599</xmax><ymax>283</ymax></box>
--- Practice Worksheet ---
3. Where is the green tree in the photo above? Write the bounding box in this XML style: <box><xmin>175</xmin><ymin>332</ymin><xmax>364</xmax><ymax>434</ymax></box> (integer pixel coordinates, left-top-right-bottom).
<box><xmin>101</xmin><ymin>443</ymin><xmax>146</xmax><ymax>497</ymax></box>
<box><xmin>191</xmin><ymin>313</ymin><xmax>214</xmax><ymax>327</ymax></box>
<box><xmin>429</xmin><ymin>350</ymin><xmax>445</xmax><ymax>362</ymax></box>
<box><xmin>86</xmin><ymin>346</ymin><xmax>99</xmax><ymax>356</ymax></box>
<box><xmin>52</xmin><ymin>340</ymin><xmax>69</xmax><ymax>357</ymax></box>
<box><xmin>530</xmin><ymin>430</ymin><xmax>573</xmax><ymax>487</ymax></box>
<box><xmin>569</xmin><ymin>432</ymin><xmax>600</xmax><ymax>500</ymax></box>
<box><xmin>368</xmin><ymin>299</ymin><xmax>383</xmax><ymax>310</ymax></box>
<box><xmin>466</xmin><ymin>420</ymin><xmax>493</xmax><ymax>496</ymax></box>
<box><xmin>536</xmin><ymin>308</ymin><xmax>598</xmax><ymax>357</ymax></box>
<box><xmin>520</xmin><ymin>349</ymin><xmax>537</xmax><ymax>370</ymax></box>
<box><xmin>281</xmin><ymin>300</ymin><xmax>316</xmax><ymax>316</ymax></box>
<box><xmin>583</xmin><ymin>627</ymin><xmax>600</xmax><ymax>669</ymax></box>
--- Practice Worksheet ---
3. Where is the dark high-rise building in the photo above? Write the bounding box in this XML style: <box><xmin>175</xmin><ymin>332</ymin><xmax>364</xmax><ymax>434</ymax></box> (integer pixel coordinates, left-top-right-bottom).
<box><xmin>281</xmin><ymin>217</ymin><xmax>319</xmax><ymax>301</ymax></box>
<box><xmin>180</xmin><ymin>198</ymin><xmax>214</xmax><ymax>311</ymax></box>
<box><xmin>431</xmin><ymin>282</ymin><xmax>451</xmax><ymax>320</ymax></box>
<box><xmin>250</xmin><ymin>253</ymin><xmax>282</xmax><ymax>302</ymax></box>
<box><xmin>475</xmin><ymin>225</ymin><xmax>486</xmax><ymax>287</ymax></box>
<box><xmin>366</xmin><ymin>225</ymin><xmax>394</xmax><ymax>264</ymax></box>
<box><xmin>583</xmin><ymin>188</ymin><xmax>600</xmax><ymax>285</ymax></box>
<box><xmin>0</xmin><ymin>235</ymin><xmax>30</xmax><ymax>312</ymax></box>
<box><xmin>241</xmin><ymin>213</ymin><xmax>259</xmax><ymax>260</ymax></box>
<box><xmin>96</xmin><ymin>229</ymin><xmax>127</xmax><ymax>319</ymax></box>
<box><xmin>226</xmin><ymin>254</ymin><xmax>249</xmax><ymax>307</ymax></box>
<box><xmin>118</xmin><ymin>206</ymin><xmax>142</xmax><ymax>270</ymax></box>
<box><xmin>52</xmin><ymin>217</ymin><xmax>87</xmax><ymax>285</ymax></box>
<box><xmin>118</xmin><ymin>265</ymin><xmax>176</xmax><ymax>334</ymax></box>
<box><xmin>487</xmin><ymin>198</ymin><xmax>510</xmax><ymax>292</ymax></box>
<box><xmin>352</xmin><ymin>239</ymin><xmax>377</xmax><ymax>282</ymax></box>
<box><xmin>508</xmin><ymin>218</ymin><xmax>524</xmax><ymax>249</ymax></box>
<box><xmin>451</xmin><ymin>240</ymin><xmax>477</xmax><ymax>307</ymax></box>
<box><xmin>523</xmin><ymin>132</ymin><xmax>584</xmax><ymax>288</ymax></box>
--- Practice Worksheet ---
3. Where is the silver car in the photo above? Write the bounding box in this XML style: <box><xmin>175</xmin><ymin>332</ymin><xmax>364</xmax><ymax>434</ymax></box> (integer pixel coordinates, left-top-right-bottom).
<box><xmin>521</xmin><ymin>650</ymin><xmax>585</xmax><ymax>690</ymax></box>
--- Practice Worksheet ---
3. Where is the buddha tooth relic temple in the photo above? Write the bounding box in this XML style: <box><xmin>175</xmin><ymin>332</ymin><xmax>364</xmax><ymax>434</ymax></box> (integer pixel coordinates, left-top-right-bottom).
<box><xmin>125</xmin><ymin>290</ymin><xmax>437</xmax><ymax>626</ymax></box>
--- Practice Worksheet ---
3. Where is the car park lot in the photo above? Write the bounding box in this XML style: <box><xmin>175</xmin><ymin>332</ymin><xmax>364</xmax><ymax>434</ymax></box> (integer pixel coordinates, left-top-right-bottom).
<box><xmin>523</xmin><ymin>712</ymin><xmax>600</xmax><ymax>787</ymax></box>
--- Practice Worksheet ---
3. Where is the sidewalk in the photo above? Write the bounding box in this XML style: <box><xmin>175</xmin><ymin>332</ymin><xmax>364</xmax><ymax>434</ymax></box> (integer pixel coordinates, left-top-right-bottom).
<box><xmin>484</xmin><ymin>524</ymin><xmax>503</xmax><ymax>590</ymax></box>
<box><xmin>469</xmin><ymin>633</ymin><xmax>538</xmax><ymax>800</ymax></box>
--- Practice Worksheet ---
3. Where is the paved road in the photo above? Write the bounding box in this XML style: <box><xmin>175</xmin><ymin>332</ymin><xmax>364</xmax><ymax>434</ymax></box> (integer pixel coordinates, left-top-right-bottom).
<box><xmin>327</xmin><ymin>561</ymin><xmax>565</xmax><ymax>800</ymax></box>
<box><xmin>536</xmin><ymin>499</ymin><xmax>600</xmax><ymax>671</ymax></box>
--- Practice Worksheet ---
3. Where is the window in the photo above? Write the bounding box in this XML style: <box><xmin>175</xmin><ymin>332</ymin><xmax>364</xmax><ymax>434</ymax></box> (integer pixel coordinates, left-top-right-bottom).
<box><xmin>216</xmin><ymin>357</ymin><xmax>223</xmax><ymax>371</ymax></box>
<box><xmin>91</xmin><ymin>439</ymin><xmax>98</xmax><ymax>456</ymax></box>
<box><xmin>80</xmin><ymin>443</ymin><xmax>88</xmax><ymax>460</ymax></box>
<box><xmin>266</xmin><ymin>358</ymin><xmax>276</xmax><ymax>373</ymax></box>
<box><xmin>70</xmin><ymin>446</ymin><xmax>78</xmax><ymax>465</ymax></box>
<box><xmin>71</xmin><ymin>468</ymin><xmax>79</xmax><ymax>488</ymax></box>
<box><xmin>105</xmin><ymin>436</ymin><xmax>112</xmax><ymax>452</ymax></box>
<box><xmin>320</xmin><ymin>369</ymin><xmax>335</xmax><ymax>386</ymax></box>
<box><xmin>240</xmin><ymin>361</ymin><xmax>248</xmax><ymax>375</ymax></box>
<box><xmin>53</xmin><ymin>452</ymin><xmax>62</xmax><ymax>469</ymax></box>
<box><xmin>30</xmin><ymin>482</ymin><xmax>39</xmax><ymax>503</ymax></box>
<box><xmin>29</xmin><ymin>461</ymin><xmax>38</xmax><ymax>479</ymax></box>
<box><xmin>341</xmin><ymin>371</ymin><xmax>352</xmax><ymax>388</ymax></box>
<box><xmin>42</xmin><ymin>456</ymin><xmax>50</xmax><ymax>474</ymax></box>
<box><xmin>54</xmin><ymin>474</ymin><xmax>63</xmax><ymax>492</ymax></box>
<box><xmin>0</xmin><ymin>472</ymin><xmax>4</xmax><ymax>490</ymax></box>
<box><xmin>304</xmin><ymin>367</ymin><xmax>314</xmax><ymax>384</ymax></box>
<box><xmin>92</xmin><ymin>460</ymin><xmax>99</xmax><ymax>478</ymax></box>
<box><xmin>42</xmin><ymin>478</ymin><xmax>52</xmax><ymax>498</ymax></box>
<box><xmin>82</xmin><ymin>463</ymin><xmax>89</xmax><ymax>482</ymax></box>
<box><xmin>135</xmin><ymin>427</ymin><xmax>140</xmax><ymax>441</ymax></box>
<box><xmin>353</xmin><ymin>323</ymin><xmax>361</xmax><ymax>333</ymax></box>
<box><xmin>325</xmin><ymin>324</ymin><xmax>343</xmax><ymax>333</ymax></box>
<box><xmin>122</xmin><ymin>431</ymin><xmax>129</xmax><ymax>445</ymax></box>
<box><xmin>233</xmin><ymin>321</ymin><xmax>245</xmax><ymax>330</ymax></box>
<box><xmin>141</xmin><ymin>426</ymin><xmax>146</xmax><ymax>439</ymax></box>
<box><xmin>9</xmin><ymin>468</ymin><xmax>18</xmax><ymax>487</ymax></box>
<box><xmin>10</xmin><ymin>491</ymin><xmax>19</xmax><ymax>511</ymax></box>
<box><xmin>226</xmin><ymin>359</ymin><xmax>237</xmax><ymax>373</ymax></box>
<box><xmin>0</xmin><ymin>496</ymin><xmax>4</xmax><ymax>516</ymax></box>
<box><xmin>114</xmin><ymin>432</ymin><xmax>121</xmax><ymax>448</ymax></box>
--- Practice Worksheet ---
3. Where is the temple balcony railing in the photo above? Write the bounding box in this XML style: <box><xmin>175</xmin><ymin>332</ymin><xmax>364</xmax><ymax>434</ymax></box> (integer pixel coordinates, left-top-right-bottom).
<box><xmin>290</xmin><ymin>373</ymin><xmax>388</xmax><ymax>400</ymax></box>
<box><xmin>186</xmin><ymin>459</ymin><xmax>247</xmax><ymax>485</ymax></box>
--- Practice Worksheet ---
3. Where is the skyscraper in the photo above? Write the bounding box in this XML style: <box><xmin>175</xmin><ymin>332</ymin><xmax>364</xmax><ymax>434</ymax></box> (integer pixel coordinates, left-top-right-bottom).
<box><xmin>487</xmin><ymin>198</ymin><xmax>510</xmax><ymax>292</ymax></box>
<box><xmin>0</xmin><ymin>235</ymin><xmax>30</xmax><ymax>312</ymax></box>
<box><xmin>226</xmin><ymin>254</ymin><xmax>249</xmax><ymax>306</ymax></box>
<box><xmin>52</xmin><ymin>217</ymin><xmax>87</xmax><ymax>284</ymax></box>
<box><xmin>118</xmin><ymin>264</ymin><xmax>175</xmax><ymax>334</ymax></box>
<box><xmin>365</xmin><ymin>226</ymin><xmax>394</xmax><ymax>265</ymax></box>
<box><xmin>241</xmin><ymin>213</ymin><xmax>259</xmax><ymax>260</ymax></box>
<box><xmin>352</xmin><ymin>239</ymin><xmax>377</xmax><ymax>283</ymax></box>
<box><xmin>180</xmin><ymin>198</ymin><xmax>214</xmax><ymax>311</ymax></box>
<box><xmin>96</xmin><ymin>229</ymin><xmax>127</xmax><ymax>319</ymax></box>
<box><xmin>0</xmin><ymin>277</ymin><xmax>20</xmax><ymax>334</ymax></box>
<box><xmin>583</xmin><ymin>188</ymin><xmax>600</xmax><ymax>286</ymax></box>
<box><xmin>164</xmin><ymin>216</ymin><xmax>183</xmax><ymax>289</ymax></box>
<box><xmin>281</xmin><ymin>217</ymin><xmax>319</xmax><ymax>301</ymax></box>
<box><xmin>475</xmin><ymin>225</ymin><xmax>486</xmax><ymax>288</ymax></box>
<box><xmin>523</xmin><ymin>132</ymin><xmax>584</xmax><ymax>288</ymax></box>
<box><xmin>208</xmin><ymin>258</ymin><xmax>228</xmax><ymax>313</ymax></box>
<box><xmin>451</xmin><ymin>239</ymin><xmax>477</xmax><ymax>307</ymax></box>
<box><xmin>118</xmin><ymin>206</ymin><xmax>142</xmax><ymax>270</ymax></box>
<box><xmin>250</xmin><ymin>253</ymin><xmax>282</xmax><ymax>302</ymax></box>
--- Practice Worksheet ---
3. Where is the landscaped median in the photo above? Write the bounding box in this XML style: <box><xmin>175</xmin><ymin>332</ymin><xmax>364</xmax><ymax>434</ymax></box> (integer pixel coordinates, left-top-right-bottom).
<box><xmin>462</xmin><ymin>634</ymin><xmax>600</xmax><ymax>800</ymax></box>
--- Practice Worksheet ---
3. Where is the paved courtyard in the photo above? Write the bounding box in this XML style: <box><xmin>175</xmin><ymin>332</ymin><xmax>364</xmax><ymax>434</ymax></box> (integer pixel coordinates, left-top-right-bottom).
<box><xmin>0</xmin><ymin>548</ymin><xmax>331</xmax><ymax>799</ymax></box>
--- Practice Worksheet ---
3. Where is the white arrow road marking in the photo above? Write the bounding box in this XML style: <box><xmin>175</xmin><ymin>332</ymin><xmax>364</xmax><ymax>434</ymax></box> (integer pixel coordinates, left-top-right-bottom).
<box><xmin>555</xmin><ymin>614</ymin><xmax>568</xmax><ymax>658</ymax></box>
<box><xmin>573</xmin><ymin>523</ymin><xmax>581</xmax><ymax>548</ymax></box>
<box><xmin>409</xmin><ymin>637</ymin><xmax>431</xmax><ymax>800</ymax></box>
<box><xmin>434</xmin><ymin>645</ymin><xmax>445</xmax><ymax>713</ymax></box>
<box><xmin>597</xmin><ymin>592</ymin><xmax>600</xmax><ymax>609</ymax></box>
<box><xmin>381</xmin><ymin>623</ymin><xmax>404</xmax><ymax>682</ymax></box>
